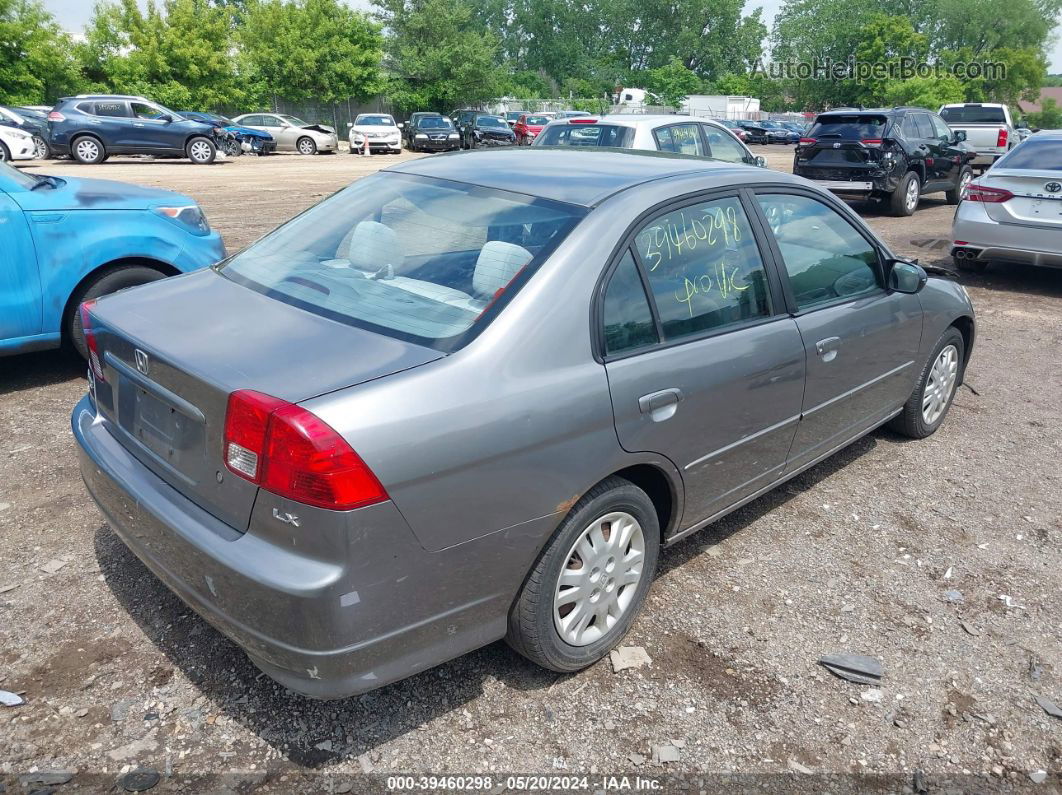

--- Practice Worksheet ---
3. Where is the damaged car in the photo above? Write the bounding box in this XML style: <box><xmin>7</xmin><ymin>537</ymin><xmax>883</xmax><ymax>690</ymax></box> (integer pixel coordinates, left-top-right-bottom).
<box><xmin>231</xmin><ymin>113</ymin><xmax>338</xmax><ymax>155</ymax></box>
<box><xmin>178</xmin><ymin>112</ymin><xmax>276</xmax><ymax>157</ymax></box>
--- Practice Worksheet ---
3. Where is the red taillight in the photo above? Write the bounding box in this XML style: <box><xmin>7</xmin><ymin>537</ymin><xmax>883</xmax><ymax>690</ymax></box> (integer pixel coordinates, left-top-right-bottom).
<box><xmin>47</xmin><ymin>111</ymin><xmax>65</xmax><ymax>122</ymax></box>
<box><xmin>223</xmin><ymin>390</ymin><xmax>388</xmax><ymax>511</ymax></box>
<box><xmin>569</xmin><ymin>118</ymin><xmax>597</xmax><ymax>124</ymax></box>
<box><xmin>996</xmin><ymin>129</ymin><xmax>1008</xmax><ymax>147</ymax></box>
<box><xmin>79</xmin><ymin>300</ymin><xmax>104</xmax><ymax>382</ymax></box>
<box><xmin>861</xmin><ymin>138</ymin><xmax>883</xmax><ymax>145</ymax></box>
<box><xmin>963</xmin><ymin>183</ymin><xmax>1013</xmax><ymax>203</ymax></box>
<box><xmin>799</xmin><ymin>137</ymin><xmax>816</xmax><ymax>144</ymax></box>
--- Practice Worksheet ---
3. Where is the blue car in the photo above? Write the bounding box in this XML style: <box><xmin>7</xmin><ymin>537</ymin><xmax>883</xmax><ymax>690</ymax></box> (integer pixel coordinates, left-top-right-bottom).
<box><xmin>0</xmin><ymin>161</ymin><xmax>224</xmax><ymax>358</ymax></box>
<box><xmin>178</xmin><ymin>112</ymin><xmax>276</xmax><ymax>156</ymax></box>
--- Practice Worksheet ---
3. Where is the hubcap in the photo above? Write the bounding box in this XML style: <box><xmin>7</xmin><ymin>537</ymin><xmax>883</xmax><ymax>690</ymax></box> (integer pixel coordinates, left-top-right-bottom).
<box><xmin>34</xmin><ymin>137</ymin><xmax>47</xmax><ymax>159</ymax></box>
<box><xmin>906</xmin><ymin>178</ymin><xmax>919</xmax><ymax>211</ymax></box>
<box><xmin>76</xmin><ymin>140</ymin><xmax>99</xmax><ymax>161</ymax></box>
<box><xmin>190</xmin><ymin>141</ymin><xmax>211</xmax><ymax>161</ymax></box>
<box><xmin>299</xmin><ymin>139</ymin><xmax>313</xmax><ymax>154</ymax></box>
<box><xmin>553</xmin><ymin>511</ymin><xmax>645</xmax><ymax>647</ymax></box>
<box><xmin>922</xmin><ymin>344</ymin><xmax>958</xmax><ymax>426</ymax></box>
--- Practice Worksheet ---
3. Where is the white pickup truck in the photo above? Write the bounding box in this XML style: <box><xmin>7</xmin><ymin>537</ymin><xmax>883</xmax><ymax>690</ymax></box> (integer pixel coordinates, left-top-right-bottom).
<box><xmin>939</xmin><ymin>103</ymin><xmax>1018</xmax><ymax>171</ymax></box>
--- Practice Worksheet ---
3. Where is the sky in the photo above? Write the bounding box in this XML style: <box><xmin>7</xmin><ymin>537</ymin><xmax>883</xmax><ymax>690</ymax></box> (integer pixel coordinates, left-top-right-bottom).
<box><xmin>40</xmin><ymin>0</ymin><xmax>1062</xmax><ymax>72</ymax></box>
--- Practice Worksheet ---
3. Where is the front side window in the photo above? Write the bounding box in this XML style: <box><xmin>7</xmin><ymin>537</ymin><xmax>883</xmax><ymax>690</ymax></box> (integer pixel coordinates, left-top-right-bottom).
<box><xmin>757</xmin><ymin>193</ymin><xmax>880</xmax><ymax>311</ymax></box>
<box><xmin>913</xmin><ymin>114</ymin><xmax>936</xmax><ymax>139</ymax></box>
<box><xmin>701</xmin><ymin>125</ymin><xmax>748</xmax><ymax>164</ymax></box>
<box><xmin>634</xmin><ymin>196</ymin><xmax>772</xmax><ymax>341</ymax></box>
<box><xmin>602</xmin><ymin>250</ymin><xmax>658</xmax><ymax>355</ymax></box>
<box><xmin>278</xmin><ymin>115</ymin><xmax>309</xmax><ymax>127</ymax></box>
<box><xmin>220</xmin><ymin>173</ymin><xmax>585</xmax><ymax>350</ymax></box>
<box><xmin>654</xmin><ymin>123</ymin><xmax>706</xmax><ymax>156</ymax></box>
<box><xmin>929</xmin><ymin>114</ymin><xmax>952</xmax><ymax>140</ymax></box>
<box><xmin>131</xmin><ymin>102</ymin><xmax>165</xmax><ymax>120</ymax></box>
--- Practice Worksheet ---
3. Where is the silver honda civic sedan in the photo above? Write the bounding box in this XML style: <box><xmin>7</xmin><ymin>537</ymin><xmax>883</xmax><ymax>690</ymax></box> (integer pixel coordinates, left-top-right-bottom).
<box><xmin>73</xmin><ymin>149</ymin><xmax>975</xmax><ymax>699</ymax></box>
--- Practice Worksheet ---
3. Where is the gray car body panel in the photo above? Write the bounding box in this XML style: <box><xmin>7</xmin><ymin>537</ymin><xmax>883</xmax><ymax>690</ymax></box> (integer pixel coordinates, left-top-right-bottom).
<box><xmin>73</xmin><ymin>149</ymin><xmax>975</xmax><ymax>698</ymax></box>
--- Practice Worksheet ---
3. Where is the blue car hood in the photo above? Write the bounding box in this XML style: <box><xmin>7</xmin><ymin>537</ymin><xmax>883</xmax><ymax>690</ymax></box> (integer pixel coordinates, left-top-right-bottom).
<box><xmin>224</xmin><ymin>124</ymin><xmax>272</xmax><ymax>140</ymax></box>
<box><xmin>10</xmin><ymin>175</ymin><xmax>196</xmax><ymax>213</ymax></box>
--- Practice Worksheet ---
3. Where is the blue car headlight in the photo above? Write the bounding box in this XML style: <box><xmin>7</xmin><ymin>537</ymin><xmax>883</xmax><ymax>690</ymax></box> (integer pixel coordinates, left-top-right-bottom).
<box><xmin>152</xmin><ymin>204</ymin><xmax>210</xmax><ymax>236</ymax></box>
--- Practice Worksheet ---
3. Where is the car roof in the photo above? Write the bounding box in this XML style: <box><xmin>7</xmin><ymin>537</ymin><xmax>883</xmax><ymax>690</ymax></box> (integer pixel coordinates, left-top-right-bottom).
<box><xmin>383</xmin><ymin>148</ymin><xmax>799</xmax><ymax>207</ymax></box>
<box><xmin>548</xmin><ymin>114</ymin><xmax>732</xmax><ymax>130</ymax></box>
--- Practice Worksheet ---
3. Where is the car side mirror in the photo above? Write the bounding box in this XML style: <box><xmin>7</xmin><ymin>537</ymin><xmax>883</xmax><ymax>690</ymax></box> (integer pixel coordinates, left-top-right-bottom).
<box><xmin>953</xmin><ymin>130</ymin><xmax>966</xmax><ymax>143</ymax></box>
<box><xmin>754</xmin><ymin>155</ymin><xmax>767</xmax><ymax>168</ymax></box>
<box><xmin>397</xmin><ymin>122</ymin><xmax>404</xmax><ymax>128</ymax></box>
<box><xmin>347</xmin><ymin>122</ymin><xmax>353</xmax><ymax>127</ymax></box>
<box><xmin>888</xmin><ymin>260</ymin><xmax>927</xmax><ymax>293</ymax></box>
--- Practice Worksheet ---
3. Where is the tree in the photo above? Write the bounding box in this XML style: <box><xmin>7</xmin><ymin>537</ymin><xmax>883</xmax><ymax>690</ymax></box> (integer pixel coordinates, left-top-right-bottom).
<box><xmin>644</xmin><ymin>58</ymin><xmax>702</xmax><ymax>108</ymax></box>
<box><xmin>881</xmin><ymin>74</ymin><xmax>965</xmax><ymax>108</ymax></box>
<box><xmin>0</xmin><ymin>0</ymin><xmax>83</xmax><ymax>104</ymax></box>
<box><xmin>241</xmin><ymin>0</ymin><xmax>383</xmax><ymax>105</ymax></box>
<box><xmin>373</xmin><ymin>0</ymin><xmax>500</xmax><ymax>112</ymax></box>
<box><xmin>1027</xmin><ymin>96</ymin><xmax>1062</xmax><ymax>128</ymax></box>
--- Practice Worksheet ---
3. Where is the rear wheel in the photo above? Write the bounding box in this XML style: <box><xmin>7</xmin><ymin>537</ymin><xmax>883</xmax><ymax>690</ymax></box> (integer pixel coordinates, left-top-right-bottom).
<box><xmin>33</xmin><ymin>135</ymin><xmax>50</xmax><ymax>159</ymax></box>
<box><xmin>297</xmin><ymin>136</ymin><xmax>317</xmax><ymax>155</ymax></box>
<box><xmin>67</xmin><ymin>266</ymin><xmax>167</xmax><ymax>359</ymax></box>
<box><xmin>186</xmin><ymin>136</ymin><xmax>216</xmax><ymax>164</ymax></box>
<box><xmin>889</xmin><ymin>171</ymin><xmax>920</xmax><ymax>216</ymax></box>
<box><xmin>0</xmin><ymin>141</ymin><xmax>9</xmax><ymax>162</ymax></box>
<box><xmin>889</xmin><ymin>327</ymin><xmax>965</xmax><ymax>439</ymax></box>
<box><xmin>72</xmin><ymin>135</ymin><xmax>106</xmax><ymax>164</ymax></box>
<box><xmin>946</xmin><ymin>166</ymin><xmax>973</xmax><ymax>205</ymax></box>
<box><xmin>506</xmin><ymin>477</ymin><xmax>659</xmax><ymax>672</ymax></box>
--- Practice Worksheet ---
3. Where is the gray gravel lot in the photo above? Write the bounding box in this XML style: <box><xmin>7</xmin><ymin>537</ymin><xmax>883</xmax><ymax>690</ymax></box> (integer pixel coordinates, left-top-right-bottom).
<box><xmin>1</xmin><ymin>146</ymin><xmax>1060</xmax><ymax>792</ymax></box>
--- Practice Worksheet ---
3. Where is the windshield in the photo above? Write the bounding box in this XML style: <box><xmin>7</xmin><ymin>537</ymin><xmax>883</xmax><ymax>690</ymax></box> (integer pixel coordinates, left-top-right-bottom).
<box><xmin>524</xmin><ymin>116</ymin><xmax>550</xmax><ymax>125</ymax></box>
<box><xmin>357</xmin><ymin>115</ymin><xmax>396</xmax><ymax>126</ymax></box>
<box><xmin>940</xmin><ymin>105</ymin><xmax>1007</xmax><ymax>124</ymax></box>
<box><xmin>0</xmin><ymin>161</ymin><xmax>41</xmax><ymax>189</ymax></box>
<box><xmin>808</xmin><ymin>115</ymin><xmax>888</xmax><ymax>139</ymax></box>
<box><xmin>536</xmin><ymin>124</ymin><xmax>635</xmax><ymax>148</ymax></box>
<box><xmin>219</xmin><ymin>173</ymin><xmax>585</xmax><ymax>350</ymax></box>
<box><xmin>279</xmin><ymin>115</ymin><xmax>309</xmax><ymax>127</ymax></box>
<box><xmin>418</xmin><ymin>117</ymin><xmax>453</xmax><ymax>129</ymax></box>
<box><xmin>996</xmin><ymin>138</ymin><xmax>1062</xmax><ymax>170</ymax></box>
<box><xmin>477</xmin><ymin>116</ymin><xmax>508</xmax><ymax>129</ymax></box>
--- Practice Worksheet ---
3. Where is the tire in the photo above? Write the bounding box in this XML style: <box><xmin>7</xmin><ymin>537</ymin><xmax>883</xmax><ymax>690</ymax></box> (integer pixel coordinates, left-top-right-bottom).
<box><xmin>888</xmin><ymin>327</ymin><xmax>965</xmax><ymax>439</ymax></box>
<box><xmin>888</xmin><ymin>170</ymin><xmax>921</xmax><ymax>216</ymax></box>
<box><xmin>67</xmin><ymin>265</ymin><xmax>167</xmax><ymax>359</ymax></box>
<box><xmin>71</xmin><ymin>135</ymin><xmax>106</xmax><ymax>164</ymax></box>
<box><xmin>506</xmin><ymin>476</ymin><xmax>660</xmax><ymax>672</ymax></box>
<box><xmin>186</xmin><ymin>136</ymin><xmax>216</xmax><ymax>164</ymax></box>
<box><xmin>33</xmin><ymin>135</ymin><xmax>50</xmax><ymax>159</ymax></box>
<box><xmin>946</xmin><ymin>166</ymin><xmax>973</xmax><ymax>205</ymax></box>
<box><xmin>222</xmin><ymin>138</ymin><xmax>242</xmax><ymax>157</ymax></box>
<box><xmin>296</xmin><ymin>136</ymin><xmax>317</xmax><ymax>155</ymax></box>
<box><xmin>0</xmin><ymin>141</ymin><xmax>9</xmax><ymax>162</ymax></box>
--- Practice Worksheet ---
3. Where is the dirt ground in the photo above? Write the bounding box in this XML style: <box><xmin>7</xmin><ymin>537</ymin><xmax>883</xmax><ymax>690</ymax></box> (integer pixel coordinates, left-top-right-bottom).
<box><xmin>1</xmin><ymin>145</ymin><xmax>1060</xmax><ymax>793</ymax></box>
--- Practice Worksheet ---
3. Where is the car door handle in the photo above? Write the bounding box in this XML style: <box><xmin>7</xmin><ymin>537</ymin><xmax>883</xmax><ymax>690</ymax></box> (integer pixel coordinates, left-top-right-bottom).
<box><xmin>133</xmin><ymin>123</ymin><xmax>145</xmax><ymax>127</ymax></box>
<box><xmin>638</xmin><ymin>388</ymin><xmax>683</xmax><ymax>421</ymax></box>
<box><xmin>815</xmin><ymin>336</ymin><xmax>842</xmax><ymax>362</ymax></box>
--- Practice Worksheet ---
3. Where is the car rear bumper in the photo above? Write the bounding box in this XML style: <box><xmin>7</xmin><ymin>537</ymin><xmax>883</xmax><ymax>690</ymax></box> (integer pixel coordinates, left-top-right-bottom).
<box><xmin>952</xmin><ymin>201</ymin><xmax>1062</xmax><ymax>269</ymax></box>
<box><xmin>73</xmin><ymin>396</ymin><xmax>546</xmax><ymax>698</ymax></box>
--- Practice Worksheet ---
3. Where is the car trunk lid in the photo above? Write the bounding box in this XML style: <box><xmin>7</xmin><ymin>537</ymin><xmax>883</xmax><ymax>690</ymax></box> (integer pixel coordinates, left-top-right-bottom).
<box><xmin>979</xmin><ymin>170</ymin><xmax>1062</xmax><ymax>229</ymax></box>
<box><xmin>86</xmin><ymin>268</ymin><xmax>443</xmax><ymax>532</ymax></box>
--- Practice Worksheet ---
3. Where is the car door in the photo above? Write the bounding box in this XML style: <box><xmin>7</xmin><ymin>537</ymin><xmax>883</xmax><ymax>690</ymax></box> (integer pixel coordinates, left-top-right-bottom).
<box><xmin>752</xmin><ymin>190</ymin><xmax>923</xmax><ymax>474</ymax></box>
<box><xmin>652</xmin><ymin>123</ymin><xmax>707</xmax><ymax>156</ymax></box>
<box><xmin>926</xmin><ymin>113</ymin><xmax>959</xmax><ymax>187</ymax></box>
<box><xmin>600</xmin><ymin>192</ymin><xmax>806</xmax><ymax>527</ymax></box>
<box><xmin>0</xmin><ymin>190</ymin><xmax>42</xmax><ymax>342</ymax></box>
<box><xmin>90</xmin><ymin>100</ymin><xmax>135</xmax><ymax>150</ymax></box>
<box><xmin>699</xmin><ymin>123</ymin><xmax>755</xmax><ymax>165</ymax></box>
<box><xmin>257</xmin><ymin>115</ymin><xmax>293</xmax><ymax>150</ymax></box>
<box><xmin>128</xmin><ymin>101</ymin><xmax>175</xmax><ymax>153</ymax></box>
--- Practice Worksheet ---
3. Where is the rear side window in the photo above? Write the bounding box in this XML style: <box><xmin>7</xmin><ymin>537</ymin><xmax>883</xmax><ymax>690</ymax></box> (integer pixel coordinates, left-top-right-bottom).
<box><xmin>940</xmin><ymin>105</ymin><xmax>1007</xmax><ymax>124</ymax></box>
<box><xmin>220</xmin><ymin>173</ymin><xmax>585</xmax><ymax>351</ymax></box>
<box><xmin>602</xmin><ymin>250</ymin><xmax>658</xmax><ymax>355</ymax></box>
<box><xmin>536</xmin><ymin>124</ymin><xmax>634</xmax><ymax>148</ymax></box>
<box><xmin>996</xmin><ymin>138</ymin><xmax>1062</xmax><ymax>170</ymax></box>
<box><xmin>76</xmin><ymin>101</ymin><xmax>96</xmax><ymax>114</ymax></box>
<box><xmin>634</xmin><ymin>196</ymin><xmax>772</xmax><ymax>340</ymax></box>
<box><xmin>93</xmin><ymin>101</ymin><xmax>128</xmax><ymax>118</ymax></box>
<box><xmin>757</xmin><ymin>194</ymin><xmax>880</xmax><ymax>311</ymax></box>
<box><xmin>808</xmin><ymin>115</ymin><xmax>887</xmax><ymax>140</ymax></box>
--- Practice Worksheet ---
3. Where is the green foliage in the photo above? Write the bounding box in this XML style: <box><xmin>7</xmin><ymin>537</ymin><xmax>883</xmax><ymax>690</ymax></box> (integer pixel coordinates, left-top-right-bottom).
<box><xmin>880</xmin><ymin>74</ymin><xmax>965</xmax><ymax>108</ymax></box>
<box><xmin>0</xmin><ymin>0</ymin><xmax>83</xmax><ymax>104</ymax></box>
<box><xmin>643</xmin><ymin>58</ymin><xmax>703</xmax><ymax>108</ymax></box>
<box><xmin>373</xmin><ymin>0</ymin><xmax>500</xmax><ymax>112</ymax></box>
<box><xmin>1027</xmin><ymin>96</ymin><xmax>1062</xmax><ymax>128</ymax></box>
<box><xmin>240</xmin><ymin>0</ymin><xmax>383</xmax><ymax>105</ymax></box>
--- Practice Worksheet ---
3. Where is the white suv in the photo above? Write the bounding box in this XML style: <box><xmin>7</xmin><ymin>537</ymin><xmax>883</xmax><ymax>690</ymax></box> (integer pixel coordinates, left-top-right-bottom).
<box><xmin>532</xmin><ymin>114</ymin><xmax>765</xmax><ymax>167</ymax></box>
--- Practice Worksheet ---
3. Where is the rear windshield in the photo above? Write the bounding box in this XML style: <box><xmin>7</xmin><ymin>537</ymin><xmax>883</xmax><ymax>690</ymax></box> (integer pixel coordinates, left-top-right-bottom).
<box><xmin>524</xmin><ymin>115</ymin><xmax>550</xmax><ymax>125</ymax></box>
<box><xmin>808</xmin><ymin>115</ymin><xmax>888</xmax><ymax>139</ymax></box>
<box><xmin>995</xmin><ymin>138</ymin><xmax>1062</xmax><ymax>171</ymax></box>
<box><xmin>219</xmin><ymin>173</ymin><xmax>585</xmax><ymax>350</ymax></box>
<box><xmin>536</xmin><ymin>124</ymin><xmax>635</xmax><ymax>148</ymax></box>
<box><xmin>939</xmin><ymin>105</ymin><xmax>1007</xmax><ymax>124</ymax></box>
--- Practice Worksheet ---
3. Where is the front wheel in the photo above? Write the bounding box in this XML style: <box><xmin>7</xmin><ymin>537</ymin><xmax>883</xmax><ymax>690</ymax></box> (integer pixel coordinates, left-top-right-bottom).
<box><xmin>297</xmin><ymin>136</ymin><xmax>317</xmax><ymax>155</ymax></box>
<box><xmin>946</xmin><ymin>166</ymin><xmax>973</xmax><ymax>205</ymax></box>
<box><xmin>186</xmin><ymin>136</ymin><xmax>216</xmax><ymax>164</ymax></box>
<box><xmin>889</xmin><ymin>327</ymin><xmax>965</xmax><ymax>439</ymax></box>
<box><xmin>889</xmin><ymin>170</ymin><xmax>920</xmax><ymax>216</ymax></box>
<box><xmin>222</xmin><ymin>138</ymin><xmax>242</xmax><ymax>157</ymax></box>
<box><xmin>67</xmin><ymin>266</ymin><xmax>167</xmax><ymax>359</ymax></box>
<box><xmin>0</xmin><ymin>141</ymin><xmax>9</xmax><ymax>162</ymax></box>
<box><xmin>506</xmin><ymin>477</ymin><xmax>660</xmax><ymax>672</ymax></box>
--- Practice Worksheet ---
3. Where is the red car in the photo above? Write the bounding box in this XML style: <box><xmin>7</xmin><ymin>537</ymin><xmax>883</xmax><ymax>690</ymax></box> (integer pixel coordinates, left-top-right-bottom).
<box><xmin>513</xmin><ymin>113</ymin><xmax>554</xmax><ymax>145</ymax></box>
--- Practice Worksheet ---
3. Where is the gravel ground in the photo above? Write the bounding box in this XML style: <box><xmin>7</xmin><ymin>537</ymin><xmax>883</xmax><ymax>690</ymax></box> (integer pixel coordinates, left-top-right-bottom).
<box><xmin>1</xmin><ymin>146</ymin><xmax>1060</xmax><ymax>793</ymax></box>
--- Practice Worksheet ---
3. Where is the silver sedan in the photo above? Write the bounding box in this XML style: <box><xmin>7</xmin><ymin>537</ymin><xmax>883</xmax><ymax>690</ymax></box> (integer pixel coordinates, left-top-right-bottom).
<box><xmin>231</xmin><ymin>112</ymin><xmax>338</xmax><ymax>154</ymax></box>
<box><xmin>952</xmin><ymin>132</ymin><xmax>1062</xmax><ymax>271</ymax></box>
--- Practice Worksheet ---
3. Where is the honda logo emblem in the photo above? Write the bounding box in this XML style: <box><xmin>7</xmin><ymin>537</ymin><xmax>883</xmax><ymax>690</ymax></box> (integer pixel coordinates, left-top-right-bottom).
<box><xmin>1045</xmin><ymin>181</ymin><xmax>1061</xmax><ymax>193</ymax></box>
<box><xmin>134</xmin><ymin>349</ymin><xmax>149</xmax><ymax>375</ymax></box>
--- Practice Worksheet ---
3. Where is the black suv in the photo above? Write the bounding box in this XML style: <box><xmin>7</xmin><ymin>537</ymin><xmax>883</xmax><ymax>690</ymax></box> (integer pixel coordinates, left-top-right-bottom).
<box><xmin>793</xmin><ymin>107</ymin><xmax>974</xmax><ymax>216</ymax></box>
<box><xmin>450</xmin><ymin>110</ymin><xmax>516</xmax><ymax>149</ymax></box>
<box><xmin>47</xmin><ymin>95</ymin><xmax>220</xmax><ymax>164</ymax></box>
